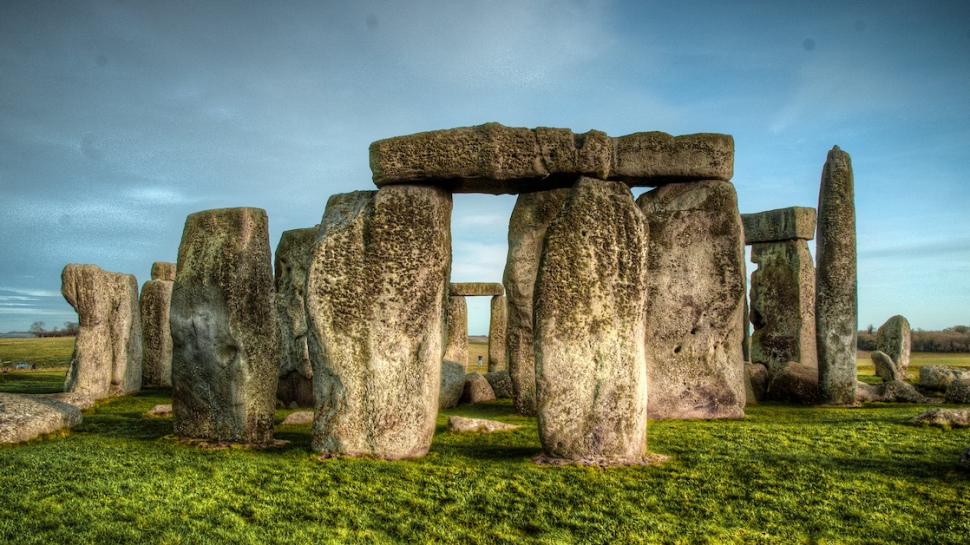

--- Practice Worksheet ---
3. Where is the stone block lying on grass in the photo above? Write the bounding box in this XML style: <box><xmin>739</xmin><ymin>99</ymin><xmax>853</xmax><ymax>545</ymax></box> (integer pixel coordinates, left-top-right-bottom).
<box><xmin>0</xmin><ymin>393</ymin><xmax>82</xmax><ymax>444</ymax></box>
<box><xmin>461</xmin><ymin>373</ymin><xmax>496</xmax><ymax>404</ymax></box>
<box><xmin>944</xmin><ymin>379</ymin><xmax>970</xmax><ymax>404</ymax></box>
<box><xmin>911</xmin><ymin>409</ymin><xmax>970</xmax><ymax>429</ymax></box>
<box><xmin>767</xmin><ymin>363</ymin><xmax>818</xmax><ymax>404</ymax></box>
<box><xmin>145</xmin><ymin>404</ymin><xmax>172</xmax><ymax>418</ymax></box>
<box><xmin>447</xmin><ymin>416</ymin><xmax>518</xmax><ymax>433</ymax></box>
<box><xmin>484</xmin><ymin>371</ymin><xmax>512</xmax><ymax>398</ymax></box>
<box><xmin>918</xmin><ymin>366</ymin><xmax>970</xmax><ymax>391</ymax></box>
<box><xmin>870</xmin><ymin>351</ymin><xmax>901</xmax><ymax>383</ymax></box>
<box><xmin>281</xmin><ymin>410</ymin><xmax>313</xmax><ymax>426</ymax></box>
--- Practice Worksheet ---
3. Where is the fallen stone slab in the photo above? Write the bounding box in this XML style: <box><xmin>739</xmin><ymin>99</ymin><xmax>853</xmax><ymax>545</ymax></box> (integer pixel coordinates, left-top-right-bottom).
<box><xmin>447</xmin><ymin>415</ymin><xmax>518</xmax><ymax>433</ymax></box>
<box><xmin>145</xmin><ymin>404</ymin><xmax>172</xmax><ymax>417</ymax></box>
<box><xmin>871</xmin><ymin>350</ymin><xmax>902</xmax><ymax>383</ymax></box>
<box><xmin>855</xmin><ymin>381</ymin><xmax>883</xmax><ymax>403</ymax></box>
<box><xmin>742</xmin><ymin>207</ymin><xmax>816</xmax><ymax>244</ymax></box>
<box><xmin>945</xmin><ymin>379</ymin><xmax>970</xmax><ymax>404</ymax></box>
<box><xmin>281</xmin><ymin>410</ymin><xmax>314</xmax><ymax>426</ymax></box>
<box><xmin>0</xmin><ymin>393</ymin><xmax>82</xmax><ymax>444</ymax></box>
<box><xmin>911</xmin><ymin>408</ymin><xmax>970</xmax><ymax>429</ymax></box>
<box><xmin>767</xmin><ymin>363</ymin><xmax>819</xmax><ymax>404</ymax></box>
<box><xmin>449</xmin><ymin>282</ymin><xmax>504</xmax><ymax>297</ymax></box>
<box><xmin>461</xmin><ymin>373</ymin><xmax>496</xmax><ymax>404</ymax></box>
<box><xmin>919</xmin><ymin>366</ymin><xmax>970</xmax><ymax>391</ymax></box>
<box><xmin>369</xmin><ymin>123</ymin><xmax>733</xmax><ymax>193</ymax></box>
<box><xmin>881</xmin><ymin>380</ymin><xmax>927</xmax><ymax>403</ymax></box>
<box><xmin>484</xmin><ymin>371</ymin><xmax>512</xmax><ymax>398</ymax></box>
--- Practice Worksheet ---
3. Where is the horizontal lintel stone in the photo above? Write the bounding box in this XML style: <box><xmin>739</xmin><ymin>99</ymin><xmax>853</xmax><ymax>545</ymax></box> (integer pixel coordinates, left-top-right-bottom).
<box><xmin>742</xmin><ymin>207</ymin><xmax>816</xmax><ymax>244</ymax></box>
<box><xmin>450</xmin><ymin>282</ymin><xmax>505</xmax><ymax>297</ymax></box>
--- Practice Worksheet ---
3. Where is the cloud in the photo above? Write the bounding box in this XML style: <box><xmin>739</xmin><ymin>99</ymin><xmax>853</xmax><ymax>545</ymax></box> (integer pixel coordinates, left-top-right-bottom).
<box><xmin>860</xmin><ymin>237</ymin><xmax>970</xmax><ymax>259</ymax></box>
<box><xmin>0</xmin><ymin>287</ymin><xmax>61</xmax><ymax>298</ymax></box>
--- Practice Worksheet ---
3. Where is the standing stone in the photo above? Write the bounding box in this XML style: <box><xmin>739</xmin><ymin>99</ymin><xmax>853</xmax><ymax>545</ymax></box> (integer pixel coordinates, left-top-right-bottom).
<box><xmin>637</xmin><ymin>180</ymin><xmax>746</xmax><ymax>420</ymax></box>
<box><xmin>870</xmin><ymin>350</ymin><xmax>901</xmax><ymax>383</ymax></box>
<box><xmin>503</xmin><ymin>188</ymin><xmax>570</xmax><ymax>415</ymax></box>
<box><xmin>876</xmin><ymin>315</ymin><xmax>911</xmax><ymax>376</ymax></box>
<box><xmin>815</xmin><ymin>146</ymin><xmax>857</xmax><ymax>405</ymax></box>
<box><xmin>487</xmin><ymin>295</ymin><xmax>507</xmax><ymax>372</ymax></box>
<box><xmin>140</xmin><ymin>262</ymin><xmax>175</xmax><ymax>387</ymax></box>
<box><xmin>274</xmin><ymin>227</ymin><xmax>318</xmax><ymax>407</ymax></box>
<box><xmin>535</xmin><ymin>177</ymin><xmax>649</xmax><ymax>464</ymax></box>
<box><xmin>170</xmin><ymin>208</ymin><xmax>279</xmax><ymax>444</ymax></box>
<box><xmin>62</xmin><ymin>264</ymin><xmax>143</xmax><ymax>399</ymax></box>
<box><xmin>443</xmin><ymin>296</ymin><xmax>468</xmax><ymax>365</ymax></box>
<box><xmin>305</xmin><ymin>186</ymin><xmax>451</xmax><ymax>459</ymax></box>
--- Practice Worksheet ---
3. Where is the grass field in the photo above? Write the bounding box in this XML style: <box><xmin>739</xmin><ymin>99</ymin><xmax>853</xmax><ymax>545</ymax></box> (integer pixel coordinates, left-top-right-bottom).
<box><xmin>0</xmin><ymin>336</ymin><xmax>74</xmax><ymax>368</ymax></box>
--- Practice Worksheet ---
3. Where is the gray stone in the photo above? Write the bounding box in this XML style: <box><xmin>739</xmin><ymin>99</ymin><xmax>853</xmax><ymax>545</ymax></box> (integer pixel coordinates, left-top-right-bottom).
<box><xmin>281</xmin><ymin>410</ymin><xmax>314</xmax><ymax>426</ymax></box>
<box><xmin>876</xmin><ymin>315</ymin><xmax>911</xmax><ymax>375</ymax></box>
<box><xmin>741</xmin><ymin>207</ymin><xmax>816</xmax><ymax>244</ymax></box>
<box><xmin>749</xmin><ymin>240</ymin><xmax>817</xmax><ymax>373</ymax></box>
<box><xmin>140</xmin><ymin>277</ymin><xmax>173</xmax><ymax>387</ymax></box>
<box><xmin>39</xmin><ymin>392</ymin><xmax>94</xmax><ymax>411</ymax></box>
<box><xmin>450</xmin><ymin>282</ymin><xmax>504</xmax><ymax>297</ymax></box>
<box><xmin>484</xmin><ymin>371</ymin><xmax>512</xmax><ymax>398</ymax></box>
<box><xmin>503</xmin><ymin>188</ymin><xmax>570</xmax><ymax>415</ymax></box>
<box><xmin>305</xmin><ymin>187</ymin><xmax>451</xmax><ymax>459</ymax></box>
<box><xmin>151</xmin><ymin>261</ymin><xmax>176</xmax><ymax>282</ymax></box>
<box><xmin>0</xmin><ymin>393</ymin><xmax>82</xmax><ymax>444</ymax></box>
<box><xmin>443</xmin><ymin>296</ymin><xmax>468</xmax><ymax>365</ymax></box>
<box><xmin>274</xmin><ymin>227</ymin><xmax>318</xmax><ymax>408</ymax></box>
<box><xmin>369</xmin><ymin>123</ymin><xmax>733</xmax><ymax>193</ymax></box>
<box><xmin>881</xmin><ymin>380</ymin><xmax>927</xmax><ymax>403</ymax></box>
<box><xmin>919</xmin><ymin>366</ymin><xmax>970</xmax><ymax>391</ymax></box>
<box><xmin>447</xmin><ymin>415</ymin><xmax>518</xmax><ymax>433</ymax></box>
<box><xmin>856</xmin><ymin>381</ymin><xmax>883</xmax><ymax>403</ymax></box>
<box><xmin>487</xmin><ymin>295</ymin><xmax>507</xmax><ymax>372</ymax></box>
<box><xmin>766</xmin><ymin>363</ymin><xmax>819</xmax><ymax>404</ymax></box>
<box><xmin>535</xmin><ymin>177</ymin><xmax>649</xmax><ymax>464</ymax></box>
<box><xmin>170</xmin><ymin>207</ymin><xmax>280</xmax><ymax>445</ymax></box>
<box><xmin>911</xmin><ymin>409</ymin><xmax>970</xmax><ymax>429</ymax></box>
<box><xmin>461</xmin><ymin>373</ymin><xmax>496</xmax><ymax>404</ymax></box>
<box><xmin>439</xmin><ymin>360</ymin><xmax>466</xmax><ymax>409</ymax></box>
<box><xmin>870</xmin><ymin>350</ymin><xmax>901</xmax><ymax>383</ymax></box>
<box><xmin>145</xmin><ymin>404</ymin><xmax>172</xmax><ymax>417</ymax></box>
<box><xmin>945</xmin><ymin>379</ymin><xmax>970</xmax><ymax>404</ymax></box>
<box><xmin>745</xmin><ymin>363</ymin><xmax>769</xmax><ymax>402</ymax></box>
<box><xmin>62</xmin><ymin>264</ymin><xmax>143</xmax><ymax>400</ymax></box>
<box><xmin>637</xmin><ymin>180</ymin><xmax>746</xmax><ymax>420</ymax></box>
<box><xmin>815</xmin><ymin>146</ymin><xmax>857</xmax><ymax>405</ymax></box>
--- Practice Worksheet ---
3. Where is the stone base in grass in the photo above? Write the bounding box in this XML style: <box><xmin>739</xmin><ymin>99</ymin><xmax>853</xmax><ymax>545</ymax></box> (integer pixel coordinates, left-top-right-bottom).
<box><xmin>447</xmin><ymin>416</ymin><xmax>518</xmax><ymax>433</ymax></box>
<box><xmin>532</xmin><ymin>451</ymin><xmax>670</xmax><ymax>468</ymax></box>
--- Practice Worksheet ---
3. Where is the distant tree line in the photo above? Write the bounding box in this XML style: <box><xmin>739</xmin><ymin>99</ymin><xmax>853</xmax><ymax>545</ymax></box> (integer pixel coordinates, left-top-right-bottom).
<box><xmin>29</xmin><ymin>321</ymin><xmax>79</xmax><ymax>338</ymax></box>
<box><xmin>858</xmin><ymin>325</ymin><xmax>970</xmax><ymax>353</ymax></box>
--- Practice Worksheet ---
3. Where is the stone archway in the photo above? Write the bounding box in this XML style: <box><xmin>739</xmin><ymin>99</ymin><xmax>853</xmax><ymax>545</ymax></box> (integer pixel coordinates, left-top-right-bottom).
<box><xmin>443</xmin><ymin>282</ymin><xmax>506</xmax><ymax>373</ymax></box>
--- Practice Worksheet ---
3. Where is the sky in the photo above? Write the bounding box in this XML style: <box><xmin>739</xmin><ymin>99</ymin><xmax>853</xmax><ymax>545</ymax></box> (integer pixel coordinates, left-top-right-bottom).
<box><xmin>1</xmin><ymin>0</ymin><xmax>968</xmax><ymax>334</ymax></box>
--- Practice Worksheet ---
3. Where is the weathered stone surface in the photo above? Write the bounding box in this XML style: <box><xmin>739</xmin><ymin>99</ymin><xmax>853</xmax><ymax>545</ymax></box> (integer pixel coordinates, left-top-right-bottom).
<box><xmin>306</xmin><ymin>187</ymin><xmax>451</xmax><ymax>459</ymax></box>
<box><xmin>0</xmin><ymin>393</ymin><xmax>82</xmax><ymax>444</ymax></box>
<box><xmin>450</xmin><ymin>282</ymin><xmax>504</xmax><ymax>297</ymax></box>
<box><xmin>443</xmin><ymin>296</ymin><xmax>468</xmax><ymax>365</ymax></box>
<box><xmin>912</xmin><ymin>409</ymin><xmax>970</xmax><ymax>429</ymax></box>
<box><xmin>815</xmin><ymin>146</ymin><xmax>857</xmax><ymax>405</ymax></box>
<box><xmin>145</xmin><ymin>403</ymin><xmax>172</xmax><ymax>417</ymax></box>
<box><xmin>503</xmin><ymin>188</ymin><xmax>570</xmax><ymax>415</ymax></box>
<box><xmin>535</xmin><ymin>178</ymin><xmax>649</xmax><ymax>464</ymax></box>
<box><xmin>856</xmin><ymin>381</ymin><xmax>883</xmax><ymax>403</ymax></box>
<box><xmin>945</xmin><ymin>379</ymin><xmax>970</xmax><ymax>404</ymax></box>
<box><xmin>742</xmin><ymin>207</ymin><xmax>816</xmax><ymax>244</ymax></box>
<box><xmin>369</xmin><ymin>123</ymin><xmax>733</xmax><ymax>193</ymax></box>
<box><xmin>140</xmin><ymin>278</ymin><xmax>173</xmax><ymax>388</ymax></box>
<box><xmin>749</xmin><ymin>240</ymin><xmax>817</xmax><ymax>373</ymax></box>
<box><xmin>274</xmin><ymin>227</ymin><xmax>318</xmax><ymax>408</ymax></box>
<box><xmin>461</xmin><ymin>373</ymin><xmax>496</xmax><ymax>404</ymax></box>
<box><xmin>919</xmin><ymin>366</ymin><xmax>970</xmax><ymax>391</ymax></box>
<box><xmin>62</xmin><ymin>264</ymin><xmax>143</xmax><ymax>400</ymax></box>
<box><xmin>876</xmin><ymin>315</ymin><xmax>911</xmax><ymax>375</ymax></box>
<box><xmin>439</xmin><ymin>360</ymin><xmax>466</xmax><ymax>409</ymax></box>
<box><xmin>881</xmin><ymin>380</ymin><xmax>927</xmax><ymax>403</ymax></box>
<box><xmin>637</xmin><ymin>180</ymin><xmax>746</xmax><ymax>420</ymax></box>
<box><xmin>484</xmin><ymin>371</ymin><xmax>512</xmax><ymax>398</ymax></box>
<box><xmin>282</xmin><ymin>410</ymin><xmax>314</xmax><ymax>426</ymax></box>
<box><xmin>766</xmin><ymin>363</ymin><xmax>819</xmax><ymax>404</ymax></box>
<box><xmin>40</xmin><ymin>392</ymin><xmax>94</xmax><ymax>411</ymax></box>
<box><xmin>170</xmin><ymin>207</ymin><xmax>280</xmax><ymax>445</ymax></box>
<box><xmin>447</xmin><ymin>415</ymin><xmax>518</xmax><ymax>433</ymax></box>
<box><xmin>487</xmin><ymin>295</ymin><xmax>507</xmax><ymax>372</ymax></box>
<box><xmin>870</xmin><ymin>350</ymin><xmax>901</xmax><ymax>383</ymax></box>
<box><xmin>745</xmin><ymin>363</ymin><xmax>769</xmax><ymax>402</ymax></box>
<box><xmin>151</xmin><ymin>261</ymin><xmax>176</xmax><ymax>282</ymax></box>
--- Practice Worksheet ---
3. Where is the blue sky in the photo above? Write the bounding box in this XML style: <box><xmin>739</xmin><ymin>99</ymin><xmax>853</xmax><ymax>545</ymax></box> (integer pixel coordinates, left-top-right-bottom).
<box><xmin>1</xmin><ymin>0</ymin><xmax>968</xmax><ymax>334</ymax></box>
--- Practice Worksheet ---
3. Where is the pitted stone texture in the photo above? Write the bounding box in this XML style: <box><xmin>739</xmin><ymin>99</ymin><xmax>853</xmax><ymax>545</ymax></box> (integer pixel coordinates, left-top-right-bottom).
<box><xmin>0</xmin><ymin>393</ymin><xmax>82</xmax><ymax>444</ymax></box>
<box><xmin>369</xmin><ymin>123</ymin><xmax>733</xmax><ymax>193</ymax></box>
<box><xmin>274</xmin><ymin>227</ymin><xmax>318</xmax><ymax>408</ymax></box>
<box><xmin>637</xmin><ymin>180</ymin><xmax>746</xmax><ymax>420</ymax></box>
<box><xmin>535</xmin><ymin>178</ymin><xmax>649</xmax><ymax>464</ymax></box>
<box><xmin>945</xmin><ymin>379</ymin><xmax>970</xmax><ymax>404</ymax></box>
<box><xmin>815</xmin><ymin>146</ymin><xmax>857</xmax><ymax>405</ymax></box>
<box><xmin>440</xmin><ymin>361</ymin><xmax>466</xmax><ymax>409</ymax></box>
<box><xmin>448</xmin><ymin>416</ymin><xmax>518</xmax><ymax>433</ymax></box>
<box><xmin>870</xmin><ymin>351</ymin><xmax>901</xmax><ymax>383</ymax></box>
<box><xmin>876</xmin><ymin>315</ymin><xmax>911</xmax><ymax>375</ymax></box>
<box><xmin>306</xmin><ymin>187</ymin><xmax>451</xmax><ymax>460</ymax></box>
<box><xmin>461</xmin><ymin>373</ymin><xmax>496</xmax><ymax>404</ymax></box>
<box><xmin>487</xmin><ymin>295</ymin><xmax>507</xmax><ymax>372</ymax></box>
<box><xmin>170</xmin><ymin>208</ymin><xmax>280</xmax><ymax>445</ymax></box>
<box><xmin>443</xmin><ymin>296</ymin><xmax>468</xmax><ymax>365</ymax></box>
<box><xmin>742</xmin><ymin>207</ymin><xmax>816</xmax><ymax>244</ymax></box>
<box><xmin>919</xmin><ymin>366</ymin><xmax>970</xmax><ymax>391</ymax></box>
<box><xmin>484</xmin><ymin>371</ymin><xmax>512</xmax><ymax>398</ymax></box>
<box><xmin>450</xmin><ymin>282</ymin><xmax>504</xmax><ymax>297</ymax></box>
<box><xmin>749</xmin><ymin>240</ymin><xmax>817</xmax><ymax>373</ymax></box>
<box><xmin>62</xmin><ymin>264</ymin><xmax>143</xmax><ymax>400</ymax></box>
<box><xmin>766</xmin><ymin>363</ymin><xmax>819</xmax><ymax>404</ymax></box>
<box><xmin>503</xmin><ymin>188</ymin><xmax>570</xmax><ymax>415</ymax></box>
<box><xmin>140</xmin><ymin>278</ymin><xmax>173</xmax><ymax>387</ymax></box>
<box><xmin>881</xmin><ymin>380</ymin><xmax>927</xmax><ymax>403</ymax></box>
<box><xmin>856</xmin><ymin>381</ymin><xmax>883</xmax><ymax>403</ymax></box>
<box><xmin>912</xmin><ymin>409</ymin><xmax>970</xmax><ymax>428</ymax></box>
<box><xmin>151</xmin><ymin>262</ymin><xmax>176</xmax><ymax>281</ymax></box>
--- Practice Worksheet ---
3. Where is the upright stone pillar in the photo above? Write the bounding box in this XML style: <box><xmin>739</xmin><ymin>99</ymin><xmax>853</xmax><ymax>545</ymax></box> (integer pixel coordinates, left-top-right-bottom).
<box><xmin>443</xmin><ymin>296</ymin><xmax>468</xmax><ymax>365</ymax></box>
<box><xmin>170</xmin><ymin>208</ymin><xmax>279</xmax><ymax>444</ymax></box>
<box><xmin>140</xmin><ymin>261</ymin><xmax>175</xmax><ymax>387</ymax></box>
<box><xmin>62</xmin><ymin>264</ymin><xmax>143</xmax><ymax>399</ymax></box>
<box><xmin>637</xmin><ymin>180</ymin><xmax>746</xmax><ymax>420</ymax></box>
<box><xmin>274</xmin><ymin>227</ymin><xmax>318</xmax><ymax>407</ymax></box>
<box><xmin>503</xmin><ymin>189</ymin><xmax>570</xmax><ymax>415</ymax></box>
<box><xmin>306</xmin><ymin>186</ymin><xmax>451</xmax><ymax>459</ymax></box>
<box><xmin>876</xmin><ymin>315</ymin><xmax>911</xmax><ymax>375</ymax></box>
<box><xmin>487</xmin><ymin>294</ymin><xmax>507</xmax><ymax>372</ymax></box>
<box><xmin>815</xmin><ymin>146</ymin><xmax>857</xmax><ymax>405</ymax></box>
<box><xmin>534</xmin><ymin>178</ymin><xmax>648</xmax><ymax>464</ymax></box>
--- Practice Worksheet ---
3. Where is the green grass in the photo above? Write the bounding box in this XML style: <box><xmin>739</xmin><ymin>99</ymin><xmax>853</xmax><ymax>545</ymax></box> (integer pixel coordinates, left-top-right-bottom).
<box><xmin>0</xmin><ymin>336</ymin><xmax>74</xmax><ymax>368</ymax></box>
<box><xmin>857</xmin><ymin>351</ymin><xmax>970</xmax><ymax>383</ymax></box>
<box><xmin>0</xmin><ymin>369</ymin><xmax>66</xmax><ymax>394</ymax></box>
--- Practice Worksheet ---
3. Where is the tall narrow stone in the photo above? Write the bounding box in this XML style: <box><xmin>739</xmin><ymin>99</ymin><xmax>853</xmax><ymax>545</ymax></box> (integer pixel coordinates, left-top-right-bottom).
<box><xmin>503</xmin><ymin>188</ymin><xmax>570</xmax><ymax>415</ymax></box>
<box><xmin>487</xmin><ymin>294</ymin><xmax>507</xmax><ymax>372</ymax></box>
<box><xmin>876</xmin><ymin>315</ymin><xmax>911</xmax><ymax>374</ymax></box>
<box><xmin>443</xmin><ymin>296</ymin><xmax>468</xmax><ymax>365</ymax></box>
<box><xmin>140</xmin><ymin>261</ymin><xmax>175</xmax><ymax>387</ymax></box>
<box><xmin>170</xmin><ymin>208</ymin><xmax>279</xmax><ymax>444</ymax></box>
<box><xmin>534</xmin><ymin>177</ymin><xmax>649</xmax><ymax>464</ymax></box>
<box><xmin>62</xmin><ymin>264</ymin><xmax>143</xmax><ymax>399</ymax></box>
<box><xmin>637</xmin><ymin>180</ymin><xmax>746</xmax><ymax>420</ymax></box>
<box><xmin>815</xmin><ymin>146</ymin><xmax>857</xmax><ymax>405</ymax></box>
<box><xmin>274</xmin><ymin>227</ymin><xmax>318</xmax><ymax>407</ymax></box>
<box><xmin>305</xmin><ymin>186</ymin><xmax>451</xmax><ymax>459</ymax></box>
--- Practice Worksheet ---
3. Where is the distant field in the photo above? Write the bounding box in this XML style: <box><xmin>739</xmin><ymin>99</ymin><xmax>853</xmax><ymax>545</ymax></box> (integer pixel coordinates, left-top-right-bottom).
<box><xmin>0</xmin><ymin>337</ymin><xmax>74</xmax><ymax>368</ymax></box>
<box><xmin>857</xmin><ymin>351</ymin><xmax>970</xmax><ymax>383</ymax></box>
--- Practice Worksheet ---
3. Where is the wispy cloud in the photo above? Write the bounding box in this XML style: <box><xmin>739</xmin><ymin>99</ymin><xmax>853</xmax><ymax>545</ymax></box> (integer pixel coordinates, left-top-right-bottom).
<box><xmin>0</xmin><ymin>287</ymin><xmax>61</xmax><ymax>298</ymax></box>
<box><xmin>860</xmin><ymin>237</ymin><xmax>970</xmax><ymax>259</ymax></box>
